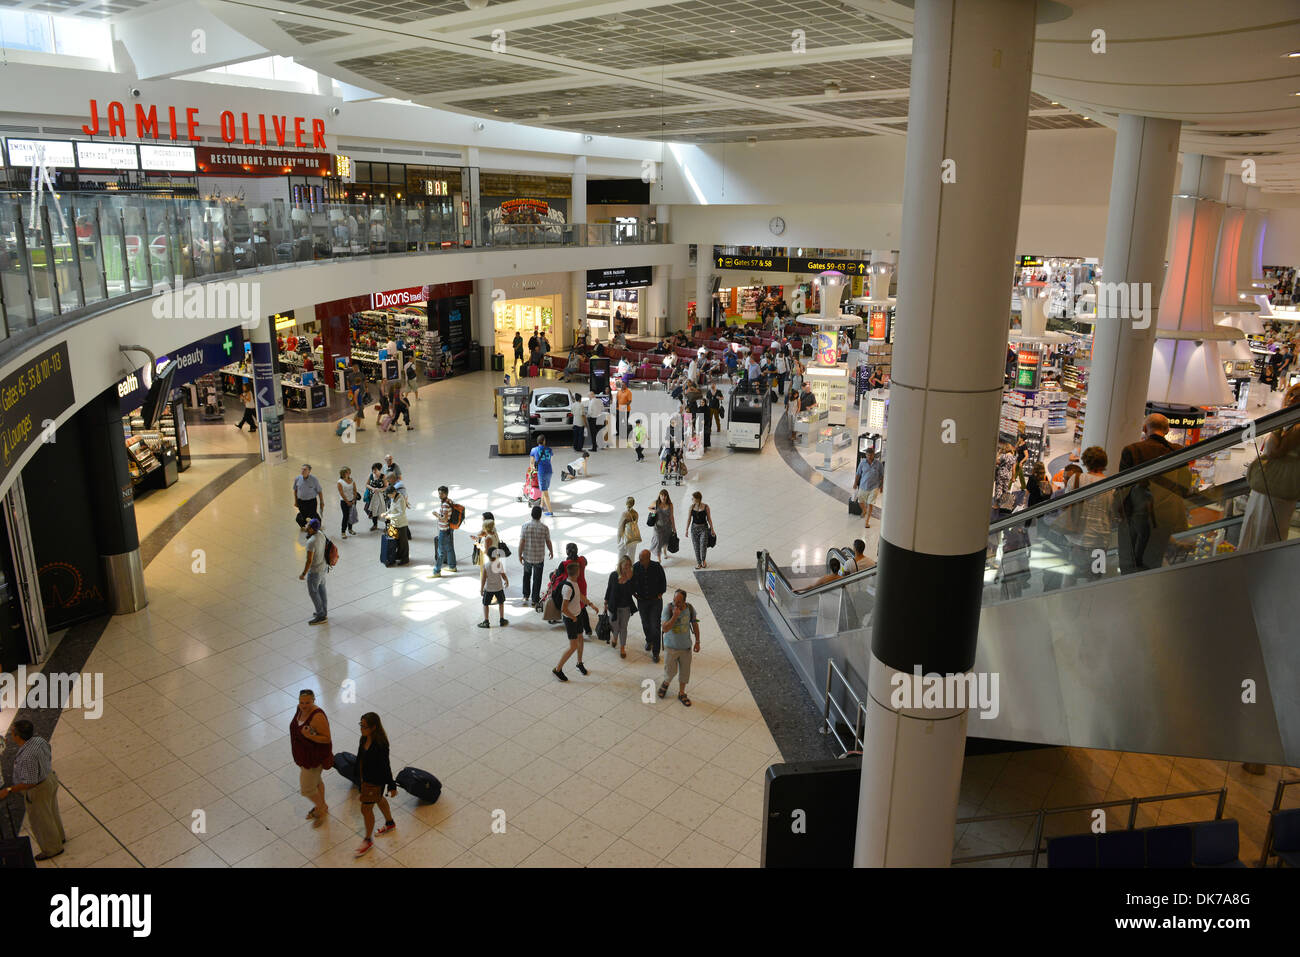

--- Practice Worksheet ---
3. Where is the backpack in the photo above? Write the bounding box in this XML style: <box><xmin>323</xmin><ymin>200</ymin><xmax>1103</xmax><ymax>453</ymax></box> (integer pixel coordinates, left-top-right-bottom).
<box><xmin>324</xmin><ymin>536</ymin><xmax>339</xmax><ymax>569</ymax></box>
<box><xmin>448</xmin><ymin>502</ymin><xmax>466</xmax><ymax>529</ymax></box>
<box><xmin>551</xmin><ymin>576</ymin><xmax>572</xmax><ymax>613</ymax></box>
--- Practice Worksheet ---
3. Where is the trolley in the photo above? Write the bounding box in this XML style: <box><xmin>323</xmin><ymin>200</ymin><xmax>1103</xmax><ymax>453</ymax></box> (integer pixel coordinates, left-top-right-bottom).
<box><xmin>660</xmin><ymin>444</ymin><xmax>687</xmax><ymax>486</ymax></box>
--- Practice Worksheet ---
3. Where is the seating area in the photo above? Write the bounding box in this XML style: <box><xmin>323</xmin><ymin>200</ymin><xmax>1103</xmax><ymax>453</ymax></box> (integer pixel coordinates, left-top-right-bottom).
<box><xmin>538</xmin><ymin>325</ymin><xmax>814</xmax><ymax>384</ymax></box>
<box><xmin>1047</xmin><ymin>819</ymin><xmax>1247</xmax><ymax>868</ymax></box>
<box><xmin>1261</xmin><ymin>807</ymin><xmax>1300</xmax><ymax>867</ymax></box>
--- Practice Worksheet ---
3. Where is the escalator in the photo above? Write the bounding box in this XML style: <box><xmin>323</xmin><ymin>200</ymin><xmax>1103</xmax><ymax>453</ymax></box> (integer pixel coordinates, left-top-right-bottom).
<box><xmin>757</xmin><ymin>402</ymin><xmax>1300</xmax><ymax>767</ymax></box>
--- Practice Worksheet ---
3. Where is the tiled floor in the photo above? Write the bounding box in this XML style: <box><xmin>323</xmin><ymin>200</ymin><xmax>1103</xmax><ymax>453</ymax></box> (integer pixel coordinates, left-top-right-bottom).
<box><xmin>30</xmin><ymin>372</ymin><xmax>863</xmax><ymax>868</ymax></box>
<box><xmin>12</xmin><ymin>371</ymin><xmax>1299</xmax><ymax>868</ymax></box>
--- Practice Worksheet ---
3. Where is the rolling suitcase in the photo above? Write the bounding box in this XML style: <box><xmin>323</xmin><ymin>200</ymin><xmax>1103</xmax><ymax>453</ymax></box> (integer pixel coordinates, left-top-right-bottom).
<box><xmin>334</xmin><ymin>752</ymin><xmax>359</xmax><ymax>786</ymax></box>
<box><xmin>380</xmin><ymin>533</ymin><xmax>397</xmax><ymax>566</ymax></box>
<box><xmin>528</xmin><ymin>364</ymin><xmax>540</xmax><ymax>378</ymax></box>
<box><xmin>395</xmin><ymin>766</ymin><xmax>442</xmax><ymax>804</ymax></box>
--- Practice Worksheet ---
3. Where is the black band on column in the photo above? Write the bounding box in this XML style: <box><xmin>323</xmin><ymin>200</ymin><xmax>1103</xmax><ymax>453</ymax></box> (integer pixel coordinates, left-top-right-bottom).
<box><xmin>870</xmin><ymin>538</ymin><xmax>985</xmax><ymax>675</ymax></box>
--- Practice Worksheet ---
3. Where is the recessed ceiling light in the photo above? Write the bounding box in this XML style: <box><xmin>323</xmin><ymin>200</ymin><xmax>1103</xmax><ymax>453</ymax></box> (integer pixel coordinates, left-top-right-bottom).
<box><xmin>1286</xmin><ymin>51</ymin><xmax>1300</xmax><ymax>57</ymax></box>
<box><xmin>566</xmin><ymin>101</ymin><xmax>573</xmax><ymax>105</ymax></box>
<box><xmin>1082</xmin><ymin>115</ymin><xmax>1091</xmax><ymax>120</ymax></box>
<box><xmin>1050</xmin><ymin>100</ymin><xmax>1059</xmax><ymax>105</ymax></box>
<box><xmin>754</xmin><ymin>83</ymin><xmax>760</xmax><ymax>88</ymax></box>
<box><xmin>597</xmin><ymin>46</ymin><xmax>603</xmax><ymax>51</ymax></box>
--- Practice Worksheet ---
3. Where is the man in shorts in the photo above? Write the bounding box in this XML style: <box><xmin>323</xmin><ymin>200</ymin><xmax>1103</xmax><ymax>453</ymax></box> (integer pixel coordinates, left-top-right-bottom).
<box><xmin>853</xmin><ymin>448</ymin><xmax>884</xmax><ymax>530</ymax></box>
<box><xmin>658</xmin><ymin>589</ymin><xmax>701</xmax><ymax>706</ymax></box>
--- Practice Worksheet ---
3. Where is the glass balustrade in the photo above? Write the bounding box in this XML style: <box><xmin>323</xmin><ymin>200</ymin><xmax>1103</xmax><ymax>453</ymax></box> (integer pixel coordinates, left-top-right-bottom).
<box><xmin>758</xmin><ymin>402</ymin><xmax>1300</xmax><ymax>638</ymax></box>
<box><xmin>0</xmin><ymin>192</ymin><xmax>666</xmax><ymax>347</ymax></box>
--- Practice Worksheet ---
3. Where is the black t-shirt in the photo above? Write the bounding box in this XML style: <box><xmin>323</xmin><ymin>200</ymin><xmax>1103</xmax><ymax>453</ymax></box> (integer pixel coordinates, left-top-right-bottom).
<box><xmin>799</xmin><ymin>389</ymin><xmax>816</xmax><ymax>411</ymax></box>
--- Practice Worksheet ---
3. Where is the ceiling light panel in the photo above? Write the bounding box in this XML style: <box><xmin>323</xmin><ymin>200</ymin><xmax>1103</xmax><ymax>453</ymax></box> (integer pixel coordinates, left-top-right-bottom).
<box><xmin>338</xmin><ymin>47</ymin><xmax>567</xmax><ymax>95</ymax></box>
<box><xmin>679</xmin><ymin>55</ymin><xmax>912</xmax><ymax>98</ymax></box>
<box><xmin>448</xmin><ymin>85</ymin><xmax>704</xmax><ymax>119</ymax></box>
<box><xmin>472</xmin><ymin>0</ymin><xmax>908</xmax><ymax>72</ymax></box>
<box><xmin>283</xmin><ymin>0</ymin><xmax>489</xmax><ymax>24</ymax></box>
<box><xmin>275</xmin><ymin>20</ymin><xmax>350</xmax><ymax>44</ymax></box>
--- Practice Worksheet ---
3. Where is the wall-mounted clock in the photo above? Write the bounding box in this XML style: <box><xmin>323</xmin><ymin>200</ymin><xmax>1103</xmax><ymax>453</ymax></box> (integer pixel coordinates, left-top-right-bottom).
<box><xmin>769</xmin><ymin>216</ymin><xmax>786</xmax><ymax>236</ymax></box>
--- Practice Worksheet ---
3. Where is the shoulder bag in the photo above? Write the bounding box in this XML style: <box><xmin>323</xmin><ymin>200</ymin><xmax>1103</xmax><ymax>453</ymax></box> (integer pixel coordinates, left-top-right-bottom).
<box><xmin>1246</xmin><ymin>447</ymin><xmax>1300</xmax><ymax>501</ymax></box>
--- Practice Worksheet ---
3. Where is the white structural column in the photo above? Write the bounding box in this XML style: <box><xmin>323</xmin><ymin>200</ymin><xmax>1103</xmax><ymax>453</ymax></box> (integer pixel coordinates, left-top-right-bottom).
<box><xmin>1080</xmin><ymin>114</ymin><xmax>1182</xmax><ymax>471</ymax></box>
<box><xmin>473</xmin><ymin>278</ymin><xmax>496</xmax><ymax>355</ymax></box>
<box><xmin>572</xmin><ymin>155</ymin><xmax>588</xmax><ymax>239</ymax></box>
<box><xmin>695</xmin><ymin>248</ymin><xmax>713</xmax><ymax>327</ymax></box>
<box><xmin>854</xmin><ymin>0</ymin><xmax>1037</xmax><ymax>868</ymax></box>
<box><xmin>643</xmin><ymin>265</ymin><xmax>670</xmax><ymax>337</ymax></box>
<box><xmin>570</xmin><ymin>270</ymin><xmax>588</xmax><ymax>346</ymax></box>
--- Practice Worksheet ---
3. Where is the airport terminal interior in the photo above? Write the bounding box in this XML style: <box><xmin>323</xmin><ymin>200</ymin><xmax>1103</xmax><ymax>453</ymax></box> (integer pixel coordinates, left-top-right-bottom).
<box><xmin>0</xmin><ymin>0</ymin><xmax>1299</xmax><ymax>873</ymax></box>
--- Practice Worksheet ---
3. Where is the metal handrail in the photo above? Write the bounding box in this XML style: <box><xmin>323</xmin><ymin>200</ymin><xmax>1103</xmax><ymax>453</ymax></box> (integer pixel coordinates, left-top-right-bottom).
<box><xmin>820</xmin><ymin>658</ymin><xmax>867</xmax><ymax>756</ymax></box>
<box><xmin>988</xmin><ymin>402</ymin><xmax>1300</xmax><ymax>535</ymax></box>
<box><xmin>953</xmin><ymin>787</ymin><xmax>1229</xmax><ymax>868</ymax></box>
<box><xmin>761</xmin><ymin>548</ymin><xmax>878</xmax><ymax>599</ymax></box>
<box><xmin>1257</xmin><ymin>776</ymin><xmax>1300</xmax><ymax>867</ymax></box>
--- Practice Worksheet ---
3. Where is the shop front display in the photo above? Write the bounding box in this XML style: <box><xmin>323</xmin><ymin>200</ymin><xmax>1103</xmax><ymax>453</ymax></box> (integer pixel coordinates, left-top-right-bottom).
<box><xmin>494</xmin><ymin>297</ymin><xmax>558</xmax><ymax>360</ymax></box>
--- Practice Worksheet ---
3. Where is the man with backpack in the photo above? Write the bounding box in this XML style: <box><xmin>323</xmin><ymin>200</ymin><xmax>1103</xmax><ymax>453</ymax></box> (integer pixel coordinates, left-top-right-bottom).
<box><xmin>433</xmin><ymin>485</ymin><xmax>462</xmax><ymax>577</ymax></box>
<box><xmin>552</xmin><ymin>559</ymin><xmax>598</xmax><ymax>682</ymax></box>
<box><xmin>300</xmin><ymin>517</ymin><xmax>330</xmax><ymax>624</ymax></box>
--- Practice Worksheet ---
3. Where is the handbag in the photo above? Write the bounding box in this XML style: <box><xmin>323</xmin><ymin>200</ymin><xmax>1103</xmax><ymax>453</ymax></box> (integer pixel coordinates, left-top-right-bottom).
<box><xmin>848</xmin><ymin>498</ymin><xmax>863</xmax><ymax>516</ymax></box>
<box><xmin>471</xmin><ymin>543</ymin><xmax>482</xmax><ymax>565</ymax></box>
<box><xmin>1246</xmin><ymin>450</ymin><xmax>1300</xmax><ymax>501</ymax></box>
<box><xmin>647</xmin><ymin>510</ymin><xmax>657</xmax><ymax>528</ymax></box>
<box><xmin>386</xmin><ymin>523</ymin><xmax>399</xmax><ymax>539</ymax></box>
<box><xmin>498</xmin><ymin>541</ymin><xmax>512</xmax><ymax>558</ymax></box>
<box><xmin>667</xmin><ymin>532</ymin><xmax>680</xmax><ymax>554</ymax></box>
<box><xmin>349</xmin><ymin>503</ymin><xmax>359</xmax><ymax>526</ymax></box>
<box><xmin>707</xmin><ymin>530</ymin><xmax>717</xmax><ymax>548</ymax></box>
<box><xmin>596</xmin><ymin>612</ymin><xmax>612</xmax><ymax>643</ymax></box>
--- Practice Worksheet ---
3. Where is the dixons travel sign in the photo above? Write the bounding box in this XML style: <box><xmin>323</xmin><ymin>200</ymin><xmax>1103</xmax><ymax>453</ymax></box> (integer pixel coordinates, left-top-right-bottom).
<box><xmin>81</xmin><ymin>99</ymin><xmax>327</xmax><ymax>149</ymax></box>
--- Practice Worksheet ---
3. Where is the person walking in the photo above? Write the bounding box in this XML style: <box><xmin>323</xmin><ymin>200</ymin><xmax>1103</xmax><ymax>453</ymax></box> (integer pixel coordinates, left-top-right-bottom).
<box><xmin>616</xmin><ymin>380</ymin><xmax>633</xmax><ymax>441</ymax></box>
<box><xmin>531</xmin><ymin>435</ymin><xmax>555</xmax><ymax>515</ymax></box>
<box><xmin>632</xmin><ymin>419</ymin><xmax>648</xmax><ymax>462</ymax></box>
<box><xmin>603</xmin><ymin>556</ymin><xmax>638</xmax><ymax>659</ymax></box>
<box><xmin>290</xmin><ymin>690</ymin><xmax>332</xmax><ymax>827</ymax></box>
<box><xmin>383</xmin><ymin>454</ymin><xmax>402</xmax><ymax>481</ymax></box>
<box><xmin>586</xmin><ymin>391</ymin><xmax>605</xmax><ymax>452</ymax></box>
<box><xmin>517</xmin><ymin>505</ymin><xmax>554</xmax><ymax>611</ymax></box>
<box><xmin>337</xmin><ymin>467</ymin><xmax>359</xmax><ymax>539</ymax></box>
<box><xmin>708</xmin><ymin>382</ymin><xmax>725</xmax><ymax>434</ymax></box>
<box><xmin>354</xmin><ymin>712</ymin><xmax>398</xmax><ymax>857</ymax></box>
<box><xmin>552</xmin><ymin>559</ymin><xmax>598</xmax><ymax>682</ymax></box>
<box><xmin>392</xmin><ymin>386</ymin><xmax>413</xmax><ymax>430</ymax></box>
<box><xmin>432</xmin><ymin>485</ymin><xmax>457</xmax><ymax>575</ymax></box>
<box><xmin>774</xmin><ymin>348</ymin><xmax>789</xmax><ymax>399</ymax></box>
<box><xmin>658</xmin><ymin>589</ymin><xmax>701</xmax><ymax>707</ymax></box>
<box><xmin>648</xmin><ymin>489</ymin><xmax>676</xmax><ymax>563</ymax></box>
<box><xmin>478</xmin><ymin>548</ymin><xmax>510</xmax><ymax>628</ymax></box>
<box><xmin>299</xmin><ymin>517</ymin><xmax>329</xmax><ymax>624</ymax></box>
<box><xmin>617</xmin><ymin>496</ymin><xmax>642</xmax><ymax>562</ymax></box>
<box><xmin>364</xmin><ymin>462</ymin><xmax>386</xmax><ymax>531</ymax></box>
<box><xmin>1239</xmin><ymin>382</ymin><xmax>1300</xmax><ymax>550</ymax></box>
<box><xmin>0</xmin><ymin>719</ymin><xmax>65</xmax><ymax>860</ymax></box>
<box><xmin>235</xmin><ymin>385</ymin><xmax>258</xmax><ymax>432</ymax></box>
<box><xmin>687</xmin><ymin>491</ymin><xmax>716</xmax><ymax>569</ymax></box>
<box><xmin>512</xmin><ymin>331</ymin><xmax>524</xmax><ymax>376</ymax></box>
<box><xmin>853</xmin><ymin>448</ymin><xmax>884</xmax><ymax>530</ymax></box>
<box><xmin>293</xmin><ymin>463</ymin><xmax>324</xmax><ymax>531</ymax></box>
<box><xmin>1116</xmin><ymin>413</ymin><xmax>1193</xmax><ymax>573</ymax></box>
<box><xmin>471</xmin><ymin>512</ymin><xmax>500</xmax><ymax>562</ymax></box>
<box><xmin>631</xmin><ymin>549</ymin><xmax>667</xmax><ymax>663</ymax></box>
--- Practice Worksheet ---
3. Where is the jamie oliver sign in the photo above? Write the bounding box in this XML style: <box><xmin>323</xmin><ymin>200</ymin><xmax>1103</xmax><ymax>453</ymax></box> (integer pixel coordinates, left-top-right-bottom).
<box><xmin>587</xmin><ymin>266</ymin><xmax>652</xmax><ymax>291</ymax></box>
<box><xmin>82</xmin><ymin>99</ymin><xmax>327</xmax><ymax>148</ymax></box>
<box><xmin>197</xmin><ymin>146</ymin><xmax>333</xmax><ymax>177</ymax></box>
<box><xmin>0</xmin><ymin>342</ymin><xmax>75</xmax><ymax>490</ymax></box>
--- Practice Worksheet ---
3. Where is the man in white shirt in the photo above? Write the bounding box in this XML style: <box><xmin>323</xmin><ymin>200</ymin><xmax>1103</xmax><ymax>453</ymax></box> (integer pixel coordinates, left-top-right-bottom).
<box><xmin>382</xmin><ymin>477</ymin><xmax>410</xmax><ymax>567</ymax></box>
<box><xmin>774</xmin><ymin>350</ymin><xmax>789</xmax><ymax>398</ymax></box>
<box><xmin>585</xmin><ymin>392</ymin><xmax>605</xmax><ymax>452</ymax></box>
<box><xmin>299</xmin><ymin>517</ymin><xmax>328</xmax><ymax>624</ymax></box>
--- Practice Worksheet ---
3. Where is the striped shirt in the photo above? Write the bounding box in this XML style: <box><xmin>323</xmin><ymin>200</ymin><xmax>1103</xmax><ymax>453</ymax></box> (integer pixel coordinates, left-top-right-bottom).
<box><xmin>14</xmin><ymin>736</ymin><xmax>52</xmax><ymax>785</ymax></box>
<box><xmin>518</xmin><ymin>520</ymin><xmax>552</xmax><ymax>563</ymax></box>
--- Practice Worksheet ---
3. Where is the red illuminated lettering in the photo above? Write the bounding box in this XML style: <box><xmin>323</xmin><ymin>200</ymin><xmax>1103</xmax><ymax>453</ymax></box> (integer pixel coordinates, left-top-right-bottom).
<box><xmin>240</xmin><ymin>112</ymin><xmax>255</xmax><ymax>145</ymax></box>
<box><xmin>186</xmin><ymin>108</ymin><xmax>201</xmax><ymax>141</ymax></box>
<box><xmin>312</xmin><ymin>118</ymin><xmax>326</xmax><ymax>149</ymax></box>
<box><xmin>168</xmin><ymin>106</ymin><xmax>178</xmax><ymax>140</ymax></box>
<box><xmin>107</xmin><ymin>101</ymin><xmax>126</xmax><ymax>137</ymax></box>
<box><xmin>293</xmin><ymin>116</ymin><xmax>306</xmax><ymax>147</ymax></box>
<box><xmin>272</xmin><ymin>115</ymin><xmax>287</xmax><ymax>146</ymax></box>
<box><xmin>82</xmin><ymin>99</ymin><xmax>100</xmax><ymax>136</ymax></box>
<box><xmin>219</xmin><ymin>111</ymin><xmax>236</xmax><ymax>143</ymax></box>
<box><xmin>135</xmin><ymin>104</ymin><xmax>158</xmax><ymax>139</ymax></box>
<box><xmin>258</xmin><ymin>114</ymin><xmax>267</xmax><ymax>146</ymax></box>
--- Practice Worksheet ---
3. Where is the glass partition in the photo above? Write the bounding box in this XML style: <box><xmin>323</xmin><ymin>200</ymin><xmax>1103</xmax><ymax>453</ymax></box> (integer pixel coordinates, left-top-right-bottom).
<box><xmin>0</xmin><ymin>198</ymin><xmax>35</xmax><ymax>335</ymax></box>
